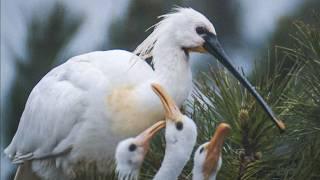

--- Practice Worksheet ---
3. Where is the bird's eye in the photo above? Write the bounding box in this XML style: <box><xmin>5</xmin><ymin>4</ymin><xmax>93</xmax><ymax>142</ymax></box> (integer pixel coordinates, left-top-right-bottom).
<box><xmin>196</xmin><ymin>26</ymin><xmax>207</xmax><ymax>35</ymax></box>
<box><xmin>176</xmin><ymin>122</ymin><xmax>183</xmax><ymax>131</ymax></box>
<box><xmin>199</xmin><ymin>147</ymin><xmax>204</xmax><ymax>154</ymax></box>
<box><xmin>129</xmin><ymin>144</ymin><xmax>137</xmax><ymax>152</ymax></box>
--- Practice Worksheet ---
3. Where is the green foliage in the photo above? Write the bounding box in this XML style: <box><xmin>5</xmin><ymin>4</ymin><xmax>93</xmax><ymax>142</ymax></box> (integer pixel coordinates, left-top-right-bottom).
<box><xmin>274</xmin><ymin>15</ymin><xmax>320</xmax><ymax>179</ymax></box>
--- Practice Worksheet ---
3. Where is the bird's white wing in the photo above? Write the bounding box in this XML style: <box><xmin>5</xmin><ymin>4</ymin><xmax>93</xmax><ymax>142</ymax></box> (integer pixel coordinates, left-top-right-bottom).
<box><xmin>5</xmin><ymin>50</ymin><xmax>155</xmax><ymax>163</ymax></box>
<box><xmin>5</xmin><ymin>62</ymin><xmax>95</xmax><ymax>162</ymax></box>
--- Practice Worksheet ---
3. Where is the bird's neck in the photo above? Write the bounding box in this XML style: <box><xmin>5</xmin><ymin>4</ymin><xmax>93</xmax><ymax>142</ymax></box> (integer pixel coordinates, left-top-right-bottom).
<box><xmin>153</xmin><ymin>37</ymin><xmax>191</xmax><ymax>79</ymax></box>
<box><xmin>192</xmin><ymin>156</ymin><xmax>221</xmax><ymax>180</ymax></box>
<box><xmin>192</xmin><ymin>173</ymin><xmax>216</xmax><ymax>180</ymax></box>
<box><xmin>192</xmin><ymin>168</ymin><xmax>205</xmax><ymax>180</ymax></box>
<box><xmin>153</xmin><ymin>144</ymin><xmax>192</xmax><ymax>180</ymax></box>
<box><xmin>192</xmin><ymin>168</ymin><xmax>217</xmax><ymax>180</ymax></box>
<box><xmin>152</xmin><ymin>37</ymin><xmax>192</xmax><ymax>105</ymax></box>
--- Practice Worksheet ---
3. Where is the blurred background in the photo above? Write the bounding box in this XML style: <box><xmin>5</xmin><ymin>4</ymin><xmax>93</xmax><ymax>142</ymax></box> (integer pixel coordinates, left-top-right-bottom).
<box><xmin>1</xmin><ymin>0</ymin><xmax>319</xmax><ymax>179</ymax></box>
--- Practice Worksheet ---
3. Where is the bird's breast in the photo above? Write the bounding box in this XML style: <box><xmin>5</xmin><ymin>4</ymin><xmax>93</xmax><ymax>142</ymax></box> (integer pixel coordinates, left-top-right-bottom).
<box><xmin>106</xmin><ymin>85</ymin><xmax>162</xmax><ymax>138</ymax></box>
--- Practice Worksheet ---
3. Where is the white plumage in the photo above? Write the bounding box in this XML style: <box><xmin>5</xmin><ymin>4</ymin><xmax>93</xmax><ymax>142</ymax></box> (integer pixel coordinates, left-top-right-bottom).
<box><xmin>151</xmin><ymin>84</ymin><xmax>197</xmax><ymax>180</ymax></box>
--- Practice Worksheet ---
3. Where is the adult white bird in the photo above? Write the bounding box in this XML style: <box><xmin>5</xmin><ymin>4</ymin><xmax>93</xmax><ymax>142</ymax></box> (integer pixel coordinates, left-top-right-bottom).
<box><xmin>115</xmin><ymin>83</ymin><xmax>197</xmax><ymax>180</ymax></box>
<box><xmin>5</xmin><ymin>7</ymin><xmax>284</xmax><ymax>180</ymax></box>
<box><xmin>192</xmin><ymin>123</ymin><xmax>231</xmax><ymax>180</ymax></box>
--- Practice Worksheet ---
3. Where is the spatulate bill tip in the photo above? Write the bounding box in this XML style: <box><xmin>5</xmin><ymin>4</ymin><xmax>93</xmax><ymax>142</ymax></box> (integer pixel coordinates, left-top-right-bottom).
<box><xmin>276</xmin><ymin>119</ymin><xmax>286</xmax><ymax>133</ymax></box>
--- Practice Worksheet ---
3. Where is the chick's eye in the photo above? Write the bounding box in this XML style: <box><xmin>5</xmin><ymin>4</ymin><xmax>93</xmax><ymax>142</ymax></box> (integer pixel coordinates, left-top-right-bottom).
<box><xmin>199</xmin><ymin>147</ymin><xmax>204</xmax><ymax>154</ymax></box>
<box><xmin>129</xmin><ymin>144</ymin><xmax>137</xmax><ymax>152</ymax></box>
<box><xmin>176</xmin><ymin>122</ymin><xmax>183</xmax><ymax>131</ymax></box>
<box><xmin>196</xmin><ymin>26</ymin><xmax>207</xmax><ymax>35</ymax></box>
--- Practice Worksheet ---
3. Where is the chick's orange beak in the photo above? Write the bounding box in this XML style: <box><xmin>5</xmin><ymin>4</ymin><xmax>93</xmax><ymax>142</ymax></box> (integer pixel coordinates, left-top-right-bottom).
<box><xmin>136</xmin><ymin>120</ymin><xmax>166</xmax><ymax>151</ymax></box>
<box><xmin>151</xmin><ymin>83</ymin><xmax>182</xmax><ymax>121</ymax></box>
<box><xmin>203</xmin><ymin>123</ymin><xmax>231</xmax><ymax>178</ymax></box>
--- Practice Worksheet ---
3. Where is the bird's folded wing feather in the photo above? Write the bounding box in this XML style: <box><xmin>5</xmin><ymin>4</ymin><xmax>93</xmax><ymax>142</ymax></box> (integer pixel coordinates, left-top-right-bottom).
<box><xmin>5</xmin><ymin>50</ymin><xmax>154</xmax><ymax>163</ymax></box>
<box><xmin>5</xmin><ymin>57</ymin><xmax>107</xmax><ymax>162</ymax></box>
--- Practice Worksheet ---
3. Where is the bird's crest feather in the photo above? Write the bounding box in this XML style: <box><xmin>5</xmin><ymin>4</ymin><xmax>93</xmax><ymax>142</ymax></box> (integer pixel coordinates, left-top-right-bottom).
<box><xmin>133</xmin><ymin>7</ymin><xmax>194</xmax><ymax>60</ymax></box>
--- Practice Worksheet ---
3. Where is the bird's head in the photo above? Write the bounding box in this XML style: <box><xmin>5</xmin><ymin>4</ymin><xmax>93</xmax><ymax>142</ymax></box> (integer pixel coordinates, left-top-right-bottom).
<box><xmin>151</xmin><ymin>83</ymin><xmax>197</xmax><ymax>153</ymax></box>
<box><xmin>135</xmin><ymin>7</ymin><xmax>215</xmax><ymax>57</ymax></box>
<box><xmin>115</xmin><ymin>120</ymin><xmax>165</xmax><ymax>180</ymax></box>
<box><xmin>193</xmin><ymin>123</ymin><xmax>231</xmax><ymax>180</ymax></box>
<box><xmin>158</xmin><ymin>8</ymin><xmax>216</xmax><ymax>52</ymax></box>
<box><xmin>136</xmin><ymin>7</ymin><xmax>285</xmax><ymax>132</ymax></box>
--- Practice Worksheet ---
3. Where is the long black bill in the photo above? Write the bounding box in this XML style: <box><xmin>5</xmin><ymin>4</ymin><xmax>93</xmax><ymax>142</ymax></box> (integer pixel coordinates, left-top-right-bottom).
<box><xmin>203</xmin><ymin>32</ymin><xmax>285</xmax><ymax>132</ymax></box>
